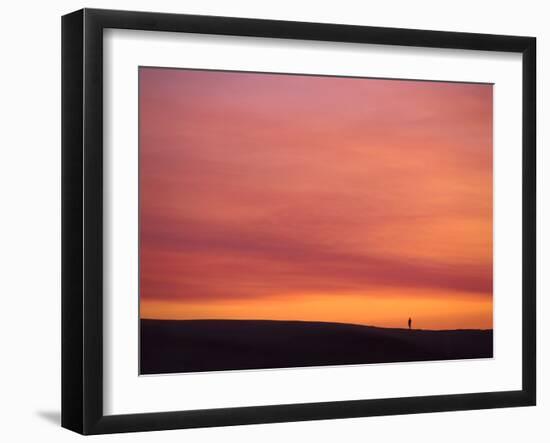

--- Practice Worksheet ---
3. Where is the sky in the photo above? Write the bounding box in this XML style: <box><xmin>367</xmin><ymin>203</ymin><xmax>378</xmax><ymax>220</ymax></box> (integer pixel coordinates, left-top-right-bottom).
<box><xmin>139</xmin><ymin>67</ymin><xmax>493</xmax><ymax>330</ymax></box>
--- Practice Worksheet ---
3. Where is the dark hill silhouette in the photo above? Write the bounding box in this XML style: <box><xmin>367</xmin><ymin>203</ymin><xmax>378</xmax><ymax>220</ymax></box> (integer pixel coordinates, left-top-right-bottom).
<box><xmin>140</xmin><ymin>319</ymin><xmax>493</xmax><ymax>374</ymax></box>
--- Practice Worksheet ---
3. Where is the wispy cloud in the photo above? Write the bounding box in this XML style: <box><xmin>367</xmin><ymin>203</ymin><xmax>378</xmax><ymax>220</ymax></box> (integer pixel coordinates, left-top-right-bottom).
<box><xmin>139</xmin><ymin>68</ymin><xmax>493</xmax><ymax>329</ymax></box>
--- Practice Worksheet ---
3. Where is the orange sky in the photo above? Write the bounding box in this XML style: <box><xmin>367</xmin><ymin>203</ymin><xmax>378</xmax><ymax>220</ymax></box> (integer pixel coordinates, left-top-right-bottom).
<box><xmin>139</xmin><ymin>68</ymin><xmax>493</xmax><ymax>330</ymax></box>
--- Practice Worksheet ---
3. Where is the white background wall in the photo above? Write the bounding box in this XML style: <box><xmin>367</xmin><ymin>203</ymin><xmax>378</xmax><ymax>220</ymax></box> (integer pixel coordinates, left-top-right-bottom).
<box><xmin>0</xmin><ymin>0</ymin><xmax>546</xmax><ymax>441</ymax></box>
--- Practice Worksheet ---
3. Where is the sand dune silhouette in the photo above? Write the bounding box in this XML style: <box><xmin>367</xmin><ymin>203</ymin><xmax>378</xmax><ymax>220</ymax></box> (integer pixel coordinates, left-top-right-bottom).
<box><xmin>140</xmin><ymin>319</ymin><xmax>493</xmax><ymax>374</ymax></box>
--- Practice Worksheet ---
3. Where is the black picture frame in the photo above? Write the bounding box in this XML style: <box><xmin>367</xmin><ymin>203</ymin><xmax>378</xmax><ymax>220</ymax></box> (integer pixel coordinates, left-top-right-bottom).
<box><xmin>62</xmin><ymin>8</ymin><xmax>536</xmax><ymax>435</ymax></box>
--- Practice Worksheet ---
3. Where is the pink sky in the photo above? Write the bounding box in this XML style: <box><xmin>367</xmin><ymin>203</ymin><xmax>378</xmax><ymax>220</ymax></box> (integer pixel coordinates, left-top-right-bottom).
<box><xmin>139</xmin><ymin>68</ymin><xmax>493</xmax><ymax>329</ymax></box>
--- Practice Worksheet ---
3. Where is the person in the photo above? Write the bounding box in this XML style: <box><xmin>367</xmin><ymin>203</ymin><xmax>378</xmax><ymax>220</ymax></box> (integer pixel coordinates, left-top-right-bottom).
<box><xmin>408</xmin><ymin>317</ymin><xmax>412</xmax><ymax>330</ymax></box>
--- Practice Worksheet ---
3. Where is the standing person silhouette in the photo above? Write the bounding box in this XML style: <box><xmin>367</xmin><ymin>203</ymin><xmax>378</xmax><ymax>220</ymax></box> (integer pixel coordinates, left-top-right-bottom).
<box><xmin>408</xmin><ymin>317</ymin><xmax>412</xmax><ymax>330</ymax></box>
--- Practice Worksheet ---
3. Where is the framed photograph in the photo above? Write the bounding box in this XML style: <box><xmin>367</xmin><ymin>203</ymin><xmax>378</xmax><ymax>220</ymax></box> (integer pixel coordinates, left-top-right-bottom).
<box><xmin>62</xmin><ymin>8</ymin><xmax>536</xmax><ymax>435</ymax></box>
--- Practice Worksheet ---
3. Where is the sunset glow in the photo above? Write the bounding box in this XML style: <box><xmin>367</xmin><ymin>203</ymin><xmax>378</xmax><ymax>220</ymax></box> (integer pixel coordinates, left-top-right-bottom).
<box><xmin>139</xmin><ymin>68</ymin><xmax>493</xmax><ymax>330</ymax></box>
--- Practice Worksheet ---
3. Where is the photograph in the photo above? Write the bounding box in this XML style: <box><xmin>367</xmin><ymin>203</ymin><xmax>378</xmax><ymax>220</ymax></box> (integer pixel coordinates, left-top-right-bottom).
<box><xmin>139</xmin><ymin>67</ymin><xmax>494</xmax><ymax>375</ymax></box>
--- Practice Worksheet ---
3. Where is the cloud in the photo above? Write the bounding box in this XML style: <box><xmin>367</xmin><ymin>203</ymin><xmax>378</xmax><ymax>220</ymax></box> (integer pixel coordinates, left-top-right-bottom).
<box><xmin>139</xmin><ymin>67</ymin><xmax>493</xmax><ymax>324</ymax></box>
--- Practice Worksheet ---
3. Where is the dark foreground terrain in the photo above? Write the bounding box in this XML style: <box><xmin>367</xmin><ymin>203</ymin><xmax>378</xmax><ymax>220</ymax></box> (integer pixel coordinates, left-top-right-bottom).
<box><xmin>140</xmin><ymin>319</ymin><xmax>493</xmax><ymax>374</ymax></box>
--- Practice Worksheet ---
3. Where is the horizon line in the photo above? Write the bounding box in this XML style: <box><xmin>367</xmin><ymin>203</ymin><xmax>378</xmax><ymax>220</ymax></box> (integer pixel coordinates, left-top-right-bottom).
<box><xmin>140</xmin><ymin>317</ymin><xmax>493</xmax><ymax>332</ymax></box>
